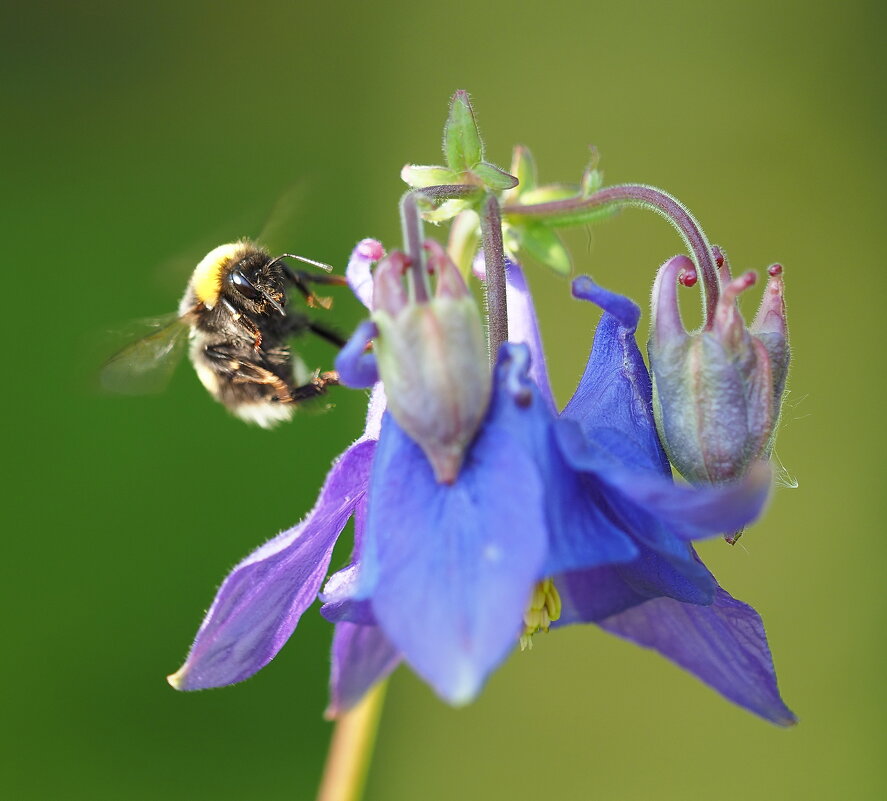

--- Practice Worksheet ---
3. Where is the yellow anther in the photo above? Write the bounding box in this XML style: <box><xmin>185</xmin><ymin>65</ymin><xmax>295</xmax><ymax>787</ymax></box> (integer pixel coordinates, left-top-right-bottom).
<box><xmin>520</xmin><ymin>578</ymin><xmax>562</xmax><ymax>650</ymax></box>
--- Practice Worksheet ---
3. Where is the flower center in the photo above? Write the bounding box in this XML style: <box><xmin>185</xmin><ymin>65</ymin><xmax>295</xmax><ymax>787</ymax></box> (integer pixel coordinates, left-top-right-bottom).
<box><xmin>519</xmin><ymin>578</ymin><xmax>562</xmax><ymax>651</ymax></box>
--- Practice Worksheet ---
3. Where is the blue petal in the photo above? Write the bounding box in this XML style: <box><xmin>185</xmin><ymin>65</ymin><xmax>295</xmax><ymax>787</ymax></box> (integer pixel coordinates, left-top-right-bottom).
<box><xmin>326</xmin><ymin>622</ymin><xmax>400</xmax><ymax>719</ymax></box>
<box><xmin>504</xmin><ymin>259</ymin><xmax>557</xmax><ymax>412</ymax></box>
<box><xmin>554</xmin><ymin>418</ymin><xmax>709</xmax><ymax>589</ymax></box>
<box><xmin>168</xmin><ymin>440</ymin><xmax>375</xmax><ymax>691</ymax></box>
<box><xmin>335</xmin><ymin>319</ymin><xmax>379</xmax><ymax>388</ymax></box>
<box><xmin>599</xmin><ymin>585</ymin><xmax>796</xmax><ymax>726</ymax></box>
<box><xmin>563</xmin><ymin>276</ymin><xmax>670</xmax><ymax>474</ymax></box>
<box><xmin>359</xmin><ymin>398</ymin><xmax>548</xmax><ymax>704</ymax></box>
<box><xmin>486</xmin><ymin>345</ymin><xmax>637</xmax><ymax>576</ymax></box>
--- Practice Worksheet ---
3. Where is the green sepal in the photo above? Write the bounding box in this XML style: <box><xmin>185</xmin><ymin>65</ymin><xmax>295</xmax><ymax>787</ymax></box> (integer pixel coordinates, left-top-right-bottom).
<box><xmin>402</xmin><ymin>164</ymin><xmax>458</xmax><ymax>189</ymax></box>
<box><xmin>580</xmin><ymin>146</ymin><xmax>604</xmax><ymax>197</ymax></box>
<box><xmin>422</xmin><ymin>197</ymin><xmax>472</xmax><ymax>224</ymax></box>
<box><xmin>444</xmin><ymin>90</ymin><xmax>484</xmax><ymax>172</ymax></box>
<box><xmin>471</xmin><ymin>161</ymin><xmax>519</xmax><ymax>191</ymax></box>
<box><xmin>581</xmin><ymin>168</ymin><xmax>604</xmax><ymax>197</ymax></box>
<box><xmin>503</xmin><ymin>145</ymin><xmax>537</xmax><ymax>204</ymax></box>
<box><xmin>516</xmin><ymin>224</ymin><xmax>571</xmax><ymax>275</ymax></box>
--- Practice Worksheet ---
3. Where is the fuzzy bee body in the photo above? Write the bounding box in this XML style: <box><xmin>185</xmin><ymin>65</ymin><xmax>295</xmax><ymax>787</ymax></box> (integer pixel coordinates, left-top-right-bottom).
<box><xmin>103</xmin><ymin>239</ymin><xmax>344</xmax><ymax>427</ymax></box>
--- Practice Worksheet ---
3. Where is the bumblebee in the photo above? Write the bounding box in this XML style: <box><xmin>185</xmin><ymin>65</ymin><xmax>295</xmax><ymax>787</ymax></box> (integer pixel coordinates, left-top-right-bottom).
<box><xmin>102</xmin><ymin>239</ymin><xmax>347</xmax><ymax>427</ymax></box>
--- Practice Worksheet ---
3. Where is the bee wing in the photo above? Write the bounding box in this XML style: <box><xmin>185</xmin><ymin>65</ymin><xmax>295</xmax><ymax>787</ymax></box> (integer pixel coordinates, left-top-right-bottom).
<box><xmin>100</xmin><ymin>314</ymin><xmax>191</xmax><ymax>395</ymax></box>
<box><xmin>256</xmin><ymin>183</ymin><xmax>307</xmax><ymax>251</ymax></box>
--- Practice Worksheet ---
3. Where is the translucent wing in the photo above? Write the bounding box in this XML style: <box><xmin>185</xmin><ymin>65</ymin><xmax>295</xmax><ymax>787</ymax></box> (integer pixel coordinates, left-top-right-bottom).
<box><xmin>100</xmin><ymin>314</ymin><xmax>191</xmax><ymax>395</ymax></box>
<box><xmin>256</xmin><ymin>182</ymin><xmax>307</xmax><ymax>252</ymax></box>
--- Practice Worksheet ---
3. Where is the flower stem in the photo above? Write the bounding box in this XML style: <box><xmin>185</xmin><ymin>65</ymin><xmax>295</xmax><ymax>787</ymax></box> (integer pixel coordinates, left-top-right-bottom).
<box><xmin>400</xmin><ymin>192</ymin><xmax>429</xmax><ymax>303</ymax></box>
<box><xmin>481</xmin><ymin>194</ymin><xmax>508</xmax><ymax>365</ymax></box>
<box><xmin>503</xmin><ymin>183</ymin><xmax>720</xmax><ymax>327</ymax></box>
<box><xmin>316</xmin><ymin>681</ymin><xmax>388</xmax><ymax>801</ymax></box>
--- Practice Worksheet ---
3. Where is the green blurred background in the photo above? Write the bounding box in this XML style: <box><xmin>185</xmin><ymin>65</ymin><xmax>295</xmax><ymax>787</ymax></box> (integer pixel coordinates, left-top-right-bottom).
<box><xmin>4</xmin><ymin>0</ymin><xmax>882</xmax><ymax>798</ymax></box>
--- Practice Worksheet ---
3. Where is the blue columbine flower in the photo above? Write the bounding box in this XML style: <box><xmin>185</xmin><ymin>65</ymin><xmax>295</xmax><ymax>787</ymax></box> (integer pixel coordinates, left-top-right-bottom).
<box><xmin>168</xmin><ymin>241</ymin><xmax>788</xmax><ymax>724</ymax></box>
<box><xmin>505</xmin><ymin>258</ymin><xmax>795</xmax><ymax>725</ymax></box>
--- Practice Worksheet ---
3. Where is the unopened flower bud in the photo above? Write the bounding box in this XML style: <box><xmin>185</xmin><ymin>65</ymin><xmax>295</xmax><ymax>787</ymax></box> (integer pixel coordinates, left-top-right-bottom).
<box><xmin>648</xmin><ymin>251</ymin><xmax>789</xmax><ymax>485</ymax></box>
<box><xmin>372</xmin><ymin>240</ymin><xmax>491</xmax><ymax>484</ymax></box>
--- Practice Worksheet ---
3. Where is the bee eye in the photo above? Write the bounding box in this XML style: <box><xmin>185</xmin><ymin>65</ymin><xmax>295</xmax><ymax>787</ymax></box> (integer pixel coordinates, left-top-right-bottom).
<box><xmin>229</xmin><ymin>270</ymin><xmax>262</xmax><ymax>300</ymax></box>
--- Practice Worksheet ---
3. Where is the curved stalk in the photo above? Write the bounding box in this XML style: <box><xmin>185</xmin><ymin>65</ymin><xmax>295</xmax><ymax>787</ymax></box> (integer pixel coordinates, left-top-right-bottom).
<box><xmin>503</xmin><ymin>183</ymin><xmax>720</xmax><ymax>327</ymax></box>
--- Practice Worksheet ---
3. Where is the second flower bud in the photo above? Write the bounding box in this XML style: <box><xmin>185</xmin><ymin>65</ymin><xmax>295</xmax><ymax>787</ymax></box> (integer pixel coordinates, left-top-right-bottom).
<box><xmin>372</xmin><ymin>240</ymin><xmax>491</xmax><ymax>484</ymax></box>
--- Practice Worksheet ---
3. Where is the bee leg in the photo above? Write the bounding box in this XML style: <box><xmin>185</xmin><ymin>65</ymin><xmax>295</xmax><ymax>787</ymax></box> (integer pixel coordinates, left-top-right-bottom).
<box><xmin>307</xmin><ymin>321</ymin><xmax>347</xmax><ymax>348</ymax></box>
<box><xmin>283</xmin><ymin>266</ymin><xmax>348</xmax><ymax>309</ymax></box>
<box><xmin>205</xmin><ymin>347</ymin><xmax>295</xmax><ymax>403</ymax></box>
<box><xmin>221</xmin><ymin>298</ymin><xmax>263</xmax><ymax>349</ymax></box>
<box><xmin>287</xmin><ymin>370</ymin><xmax>340</xmax><ymax>402</ymax></box>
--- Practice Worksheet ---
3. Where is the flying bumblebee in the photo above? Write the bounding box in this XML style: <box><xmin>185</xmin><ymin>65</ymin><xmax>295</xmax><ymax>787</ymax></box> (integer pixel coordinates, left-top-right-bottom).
<box><xmin>101</xmin><ymin>239</ymin><xmax>347</xmax><ymax>427</ymax></box>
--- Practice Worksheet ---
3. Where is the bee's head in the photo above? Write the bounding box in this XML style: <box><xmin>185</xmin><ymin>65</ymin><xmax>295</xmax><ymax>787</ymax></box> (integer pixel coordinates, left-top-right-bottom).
<box><xmin>190</xmin><ymin>240</ymin><xmax>285</xmax><ymax>315</ymax></box>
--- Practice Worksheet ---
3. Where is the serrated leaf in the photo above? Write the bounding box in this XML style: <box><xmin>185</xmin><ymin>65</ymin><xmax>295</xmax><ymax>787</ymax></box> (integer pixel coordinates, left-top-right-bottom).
<box><xmin>402</xmin><ymin>164</ymin><xmax>458</xmax><ymax>188</ymax></box>
<box><xmin>444</xmin><ymin>90</ymin><xmax>484</xmax><ymax>172</ymax></box>
<box><xmin>472</xmin><ymin>161</ymin><xmax>519</xmax><ymax>191</ymax></box>
<box><xmin>518</xmin><ymin>224</ymin><xmax>572</xmax><ymax>275</ymax></box>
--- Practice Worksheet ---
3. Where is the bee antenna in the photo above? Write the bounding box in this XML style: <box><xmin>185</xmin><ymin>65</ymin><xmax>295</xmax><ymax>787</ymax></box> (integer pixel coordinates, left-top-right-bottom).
<box><xmin>269</xmin><ymin>253</ymin><xmax>334</xmax><ymax>273</ymax></box>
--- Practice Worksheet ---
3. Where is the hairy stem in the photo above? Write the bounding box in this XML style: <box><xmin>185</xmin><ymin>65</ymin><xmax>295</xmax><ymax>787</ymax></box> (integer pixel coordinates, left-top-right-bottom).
<box><xmin>480</xmin><ymin>194</ymin><xmax>508</xmax><ymax>365</ymax></box>
<box><xmin>400</xmin><ymin>193</ymin><xmax>429</xmax><ymax>303</ymax></box>
<box><xmin>503</xmin><ymin>183</ymin><xmax>720</xmax><ymax>327</ymax></box>
<box><xmin>316</xmin><ymin>682</ymin><xmax>387</xmax><ymax>801</ymax></box>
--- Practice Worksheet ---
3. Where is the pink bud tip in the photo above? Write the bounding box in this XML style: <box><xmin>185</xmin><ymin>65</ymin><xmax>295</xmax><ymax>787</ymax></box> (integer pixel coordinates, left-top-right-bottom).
<box><xmin>678</xmin><ymin>267</ymin><xmax>698</xmax><ymax>287</ymax></box>
<box><xmin>712</xmin><ymin>246</ymin><xmax>725</xmax><ymax>268</ymax></box>
<box><xmin>357</xmin><ymin>239</ymin><xmax>385</xmax><ymax>261</ymax></box>
<box><xmin>768</xmin><ymin>263</ymin><xmax>783</xmax><ymax>277</ymax></box>
<box><xmin>731</xmin><ymin>271</ymin><xmax>758</xmax><ymax>292</ymax></box>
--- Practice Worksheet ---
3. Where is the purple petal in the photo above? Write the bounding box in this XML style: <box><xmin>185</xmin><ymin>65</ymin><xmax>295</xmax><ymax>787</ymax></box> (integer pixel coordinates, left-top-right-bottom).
<box><xmin>326</xmin><ymin>622</ymin><xmax>401</xmax><ymax>719</ymax></box>
<box><xmin>336</xmin><ymin>319</ymin><xmax>379</xmax><ymax>388</ymax></box>
<box><xmin>346</xmin><ymin>238</ymin><xmax>385</xmax><ymax>310</ymax></box>
<box><xmin>359</xmin><ymin>405</ymin><xmax>548</xmax><ymax>704</ymax></box>
<box><xmin>504</xmin><ymin>259</ymin><xmax>556</xmax><ymax>411</ymax></box>
<box><xmin>563</xmin><ymin>276</ymin><xmax>670</xmax><ymax>474</ymax></box>
<box><xmin>320</xmin><ymin>495</ymin><xmax>378</xmax><ymax>626</ymax></box>
<box><xmin>556</xmin><ymin>565</ymin><xmax>651</xmax><ymax>623</ymax></box>
<box><xmin>168</xmin><ymin>440</ymin><xmax>375</xmax><ymax>691</ymax></box>
<box><xmin>599</xmin><ymin>586</ymin><xmax>796</xmax><ymax>726</ymax></box>
<box><xmin>555</xmin><ymin>541</ymin><xmax>715</xmax><ymax>627</ymax></box>
<box><xmin>362</xmin><ymin>384</ymin><xmax>386</xmax><ymax>441</ymax></box>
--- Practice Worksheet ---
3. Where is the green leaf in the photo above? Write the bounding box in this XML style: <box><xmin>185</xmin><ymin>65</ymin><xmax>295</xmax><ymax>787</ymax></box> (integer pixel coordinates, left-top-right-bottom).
<box><xmin>401</xmin><ymin>164</ymin><xmax>458</xmax><ymax>189</ymax></box>
<box><xmin>536</xmin><ymin>204</ymin><xmax>621</xmax><ymax>228</ymax></box>
<box><xmin>444</xmin><ymin>90</ymin><xmax>484</xmax><ymax>172</ymax></box>
<box><xmin>471</xmin><ymin>161</ymin><xmax>518</xmax><ymax>191</ymax></box>
<box><xmin>422</xmin><ymin>197</ymin><xmax>471</xmax><ymax>224</ymax></box>
<box><xmin>520</xmin><ymin>184</ymin><xmax>579</xmax><ymax>204</ymax></box>
<box><xmin>518</xmin><ymin>224</ymin><xmax>572</xmax><ymax>275</ymax></box>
